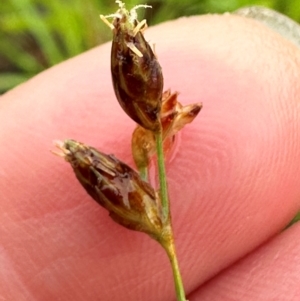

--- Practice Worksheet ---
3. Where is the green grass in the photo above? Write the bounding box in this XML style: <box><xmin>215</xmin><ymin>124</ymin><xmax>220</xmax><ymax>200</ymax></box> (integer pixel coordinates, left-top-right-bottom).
<box><xmin>1</xmin><ymin>0</ymin><xmax>300</xmax><ymax>93</ymax></box>
<box><xmin>285</xmin><ymin>212</ymin><xmax>300</xmax><ymax>229</ymax></box>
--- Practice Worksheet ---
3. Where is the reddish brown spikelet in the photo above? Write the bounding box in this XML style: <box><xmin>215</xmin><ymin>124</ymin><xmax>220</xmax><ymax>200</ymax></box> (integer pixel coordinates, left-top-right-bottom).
<box><xmin>131</xmin><ymin>91</ymin><xmax>202</xmax><ymax>170</ymax></box>
<box><xmin>102</xmin><ymin>3</ymin><xmax>163</xmax><ymax>132</ymax></box>
<box><xmin>162</xmin><ymin>93</ymin><xmax>202</xmax><ymax>139</ymax></box>
<box><xmin>55</xmin><ymin>139</ymin><xmax>163</xmax><ymax>238</ymax></box>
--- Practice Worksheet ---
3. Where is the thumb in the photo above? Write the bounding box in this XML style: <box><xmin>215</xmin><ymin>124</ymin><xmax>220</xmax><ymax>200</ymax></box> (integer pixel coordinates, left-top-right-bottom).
<box><xmin>0</xmin><ymin>13</ymin><xmax>300</xmax><ymax>301</ymax></box>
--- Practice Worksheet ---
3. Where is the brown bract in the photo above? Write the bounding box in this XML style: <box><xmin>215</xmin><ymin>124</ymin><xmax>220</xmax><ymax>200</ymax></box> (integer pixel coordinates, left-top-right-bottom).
<box><xmin>54</xmin><ymin>140</ymin><xmax>164</xmax><ymax>238</ymax></box>
<box><xmin>108</xmin><ymin>5</ymin><xmax>163</xmax><ymax>132</ymax></box>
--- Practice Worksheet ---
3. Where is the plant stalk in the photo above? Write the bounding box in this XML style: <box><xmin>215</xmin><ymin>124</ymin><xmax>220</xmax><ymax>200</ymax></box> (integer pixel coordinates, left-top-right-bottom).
<box><xmin>155</xmin><ymin>129</ymin><xmax>169</xmax><ymax>220</ymax></box>
<box><xmin>139</xmin><ymin>166</ymin><xmax>148</xmax><ymax>182</ymax></box>
<box><xmin>163</xmin><ymin>233</ymin><xmax>187</xmax><ymax>301</ymax></box>
<box><xmin>155</xmin><ymin>126</ymin><xmax>187</xmax><ymax>301</ymax></box>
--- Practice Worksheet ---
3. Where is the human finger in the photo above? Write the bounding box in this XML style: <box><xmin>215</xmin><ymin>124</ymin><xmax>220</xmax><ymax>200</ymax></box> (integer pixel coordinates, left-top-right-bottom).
<box><xmin>0</xmin><ymin>13</ymin><xmax>300</xmax><ymax>301</ymax></box>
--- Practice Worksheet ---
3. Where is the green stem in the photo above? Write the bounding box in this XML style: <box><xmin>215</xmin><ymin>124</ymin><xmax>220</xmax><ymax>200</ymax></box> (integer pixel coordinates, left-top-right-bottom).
<box><xmin>155</xmin><ymin>130</ymin><xmax>169</xmax><ymax>220</ymax></box>
<box><xmin>139</xmin><ymin>166</ymin><xmax>148</xmax><ymax>182</ymax></box>
<box><xmin>155</xmin><ymin>127</ymin><xmax>187</xmax><ymax>301</ymax></box>
<box><xmin>164</xmin><ymin>236</ymin><xmax>187</xmax><ymax>301</ymax></box>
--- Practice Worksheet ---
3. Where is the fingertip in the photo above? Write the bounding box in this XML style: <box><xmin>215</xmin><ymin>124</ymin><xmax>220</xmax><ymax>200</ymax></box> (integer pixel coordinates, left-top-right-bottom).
<box><xmin>189</xmin><ymin>223</ymin><xmax>300</xmax><ymax>300</ymax></box>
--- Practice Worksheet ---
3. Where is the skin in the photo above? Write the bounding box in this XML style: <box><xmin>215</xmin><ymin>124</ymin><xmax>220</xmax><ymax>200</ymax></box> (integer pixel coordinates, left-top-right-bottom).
<box><xmin>0</xmin><ymin>14</ymin><xmax>300</xmax><ymax>301</ymax></box>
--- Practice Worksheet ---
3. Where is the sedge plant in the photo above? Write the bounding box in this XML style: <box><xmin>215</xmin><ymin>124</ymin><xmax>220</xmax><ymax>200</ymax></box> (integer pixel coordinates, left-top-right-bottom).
<box><xmin>53</xmin><ymin>1</ymin><xmax>202</xmax><ymax>300</ymax></box>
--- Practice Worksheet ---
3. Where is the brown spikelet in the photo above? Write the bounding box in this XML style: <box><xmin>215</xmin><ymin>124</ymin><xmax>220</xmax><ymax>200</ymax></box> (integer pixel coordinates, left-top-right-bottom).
<box><xmin>54</xmin><ymin>139</ymin><xmax>164</xmax><ymax>238</ymax></box>
<box><xmin>102</xmin><ymin>3</ymin><xmax>163</xmax><ymax>132</ymax></box>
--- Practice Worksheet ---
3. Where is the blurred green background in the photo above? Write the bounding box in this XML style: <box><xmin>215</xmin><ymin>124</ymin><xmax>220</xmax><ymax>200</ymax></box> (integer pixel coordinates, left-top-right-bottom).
<box><xmin>1</xmin><ymin>0</ymin><xmax>300</xmax><ymax>94</ymax></box>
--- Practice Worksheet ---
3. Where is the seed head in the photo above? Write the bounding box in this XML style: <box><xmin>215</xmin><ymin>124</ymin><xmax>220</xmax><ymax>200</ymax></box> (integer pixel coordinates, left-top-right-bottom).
<box><xmin>54</xmin><ymin>139</ymin><xmax>163</xmax><ymax>238</ymax></box>
<box><xmin>101</xmin><ymin>1</ymin><xmax>163</xmax><ymax>132</ymax></box>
